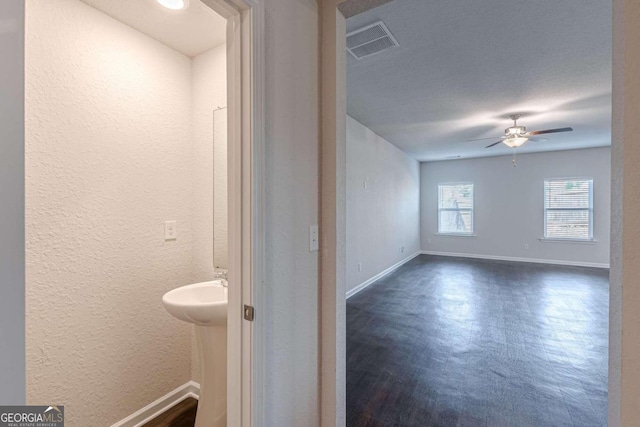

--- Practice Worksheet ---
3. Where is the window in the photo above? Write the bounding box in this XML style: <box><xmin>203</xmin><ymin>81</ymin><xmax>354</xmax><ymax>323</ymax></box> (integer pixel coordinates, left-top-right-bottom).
<box><xmin>544</xmin><ymin>179</ymin><xmax>593</xmax><ymax>240</ymax></box>
<box><xmin>438</xmin><ymin>183</ymin><xmax>474</xmax><ymax>235</ymax></box>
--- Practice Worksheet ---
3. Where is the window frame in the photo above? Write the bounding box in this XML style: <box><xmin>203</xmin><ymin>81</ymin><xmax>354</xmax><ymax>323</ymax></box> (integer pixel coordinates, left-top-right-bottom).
<box><xmin>543</xmin><ymin>178</ymin><xmax>594</xmax><ymax>241</ymax></box>
<box><xmin>437</xmin><ymin>182</ymin><xmax>475</xmax><ymax>236</ymax></box>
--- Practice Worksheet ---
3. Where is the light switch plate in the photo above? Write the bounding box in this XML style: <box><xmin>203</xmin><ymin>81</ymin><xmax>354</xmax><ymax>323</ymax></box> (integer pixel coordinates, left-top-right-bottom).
<box><xmin>309</xmin><ymin>225</ymin><xmax>319</xmax><ymax>252</ymax></box>
<box><xmin>165</xmin><ymin>221</ymin><xmax>177</xmax><ymax>240</ymax></box>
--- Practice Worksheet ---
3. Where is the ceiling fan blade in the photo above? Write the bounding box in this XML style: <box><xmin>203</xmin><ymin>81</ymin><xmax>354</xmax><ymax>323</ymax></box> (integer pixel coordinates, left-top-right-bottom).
<box><xmin>467</xmin><ymin>136</ymin><xmax>504</xmax><ymax>142</ymax></box>
<box><xmin>485</xmin><ymin>141</ymin><xmax>503</xmax><ymax>148</ymax></box>
<box><xmin>529</xmin><ymin>127</ymin><xmax>573</xmax><ymax>136</ymax></box>
<box><xmin>527</xmin><ymin>137</ymin><xmax>549</xmax><ymax>143</ymax></box>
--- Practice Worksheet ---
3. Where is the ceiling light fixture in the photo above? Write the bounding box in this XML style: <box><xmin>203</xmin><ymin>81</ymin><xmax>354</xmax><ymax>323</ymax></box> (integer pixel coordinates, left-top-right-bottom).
<box><xmin>157</xmin><ymin>0</ymin><xmax>188</xmax><ymax>10</ymax></box>
<box><xmin>467</xmin><ymin>114</ymin><xmax>573</xmax><ymax>150</ymax></box>
<box><xmin>503</xmin><ymin>136</ymin><xmax>528</xmax><ymax>148</ymax></box>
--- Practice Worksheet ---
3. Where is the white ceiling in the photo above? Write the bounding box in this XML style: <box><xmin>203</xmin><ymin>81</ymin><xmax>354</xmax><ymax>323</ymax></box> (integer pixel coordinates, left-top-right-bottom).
<box><xmin>80</xmin><ymin>0</ymin><xmax>226</xmax><ymax>57</ymax></box>
<box><xmin>346</xmin><ymin>0</ymin><xmax>612</xmax><ymax>162</ymax></box>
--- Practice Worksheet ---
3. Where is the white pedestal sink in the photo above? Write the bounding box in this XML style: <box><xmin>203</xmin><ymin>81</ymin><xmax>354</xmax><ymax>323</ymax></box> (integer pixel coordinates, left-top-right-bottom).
<box><xmin>162</xmin><ymin>280</ymin><xmax>227</xmax><ymax>427</ymax></box>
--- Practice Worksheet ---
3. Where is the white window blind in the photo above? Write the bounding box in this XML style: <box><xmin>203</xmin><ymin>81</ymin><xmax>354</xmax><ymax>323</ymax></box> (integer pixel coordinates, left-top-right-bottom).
<box><xmin>438</xmin><ymin>183</ymin><xmax>474</xmax><ymax>234</ymax></box>
<box><xmin>544</xmin><ymin>179</ymin><xmax>593</xmax><ymax>240</ymax></box>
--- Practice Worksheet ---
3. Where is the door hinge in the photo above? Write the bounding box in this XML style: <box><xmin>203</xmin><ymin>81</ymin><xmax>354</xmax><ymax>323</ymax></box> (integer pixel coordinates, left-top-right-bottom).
<box><xmin>244</xmin><ymin>305</ymin><xmax>255</xmax><ymax>322</ymax></box>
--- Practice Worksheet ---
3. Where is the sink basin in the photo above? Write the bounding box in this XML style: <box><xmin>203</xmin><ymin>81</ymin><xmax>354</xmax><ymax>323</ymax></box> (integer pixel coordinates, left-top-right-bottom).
<box><xmin>162</xmin><ymin>279</ymin><xmax>228</xmax><ymax>427</ymax></box>
<box><xmin>162</xmin><ymin>280</ymin><xmax>227</xmax><ymax>326</ymax></box>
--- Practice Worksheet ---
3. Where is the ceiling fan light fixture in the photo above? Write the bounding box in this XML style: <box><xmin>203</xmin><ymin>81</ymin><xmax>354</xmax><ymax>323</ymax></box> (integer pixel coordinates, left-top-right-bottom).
<box><xmin>506</xmin><ymin>126</ymin><xmax>526</xmax><ymax>135</ymax></box>
<box><xmin>157</xmin><ymin>0</ymin><xmax>188</xmax><ymax>10</ymax></box>
<box><xmin>503</xmin><ymin>136</ymin><xmax>528</xmax><ymax>148</ymax></box>
<box><xmin>468</xmin><ymin>114</ymin><xmax>574</xmax><ymax>151</ymax></box>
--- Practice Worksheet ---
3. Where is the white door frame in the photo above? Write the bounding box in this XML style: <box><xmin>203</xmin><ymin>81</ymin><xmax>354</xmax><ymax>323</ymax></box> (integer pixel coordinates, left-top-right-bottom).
<box><xmin>202</xmin><ymin>0</ymin><xmax>265</xmax><ymax>425</ymax></box>
<box><xmin>319</xmin><ymin>3</ymin><xmax>348</xmax><ymax>425</ymax></box>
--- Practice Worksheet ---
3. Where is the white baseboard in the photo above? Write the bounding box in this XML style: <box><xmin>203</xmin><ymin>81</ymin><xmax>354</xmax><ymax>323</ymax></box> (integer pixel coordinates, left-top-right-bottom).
<box><xmin>111</xmin><ymin>381</ymin><xmax>200</xmax><ymax>427</ymax></box>
<box><xmin>421</xmin><ymin>250</ymin><xmax>609</xmax><ymax>269</ymax></box>
<box><xmin>346</xmin><ymin>251</ymin><xmax>421</xmax><ymax>299</ymax></box>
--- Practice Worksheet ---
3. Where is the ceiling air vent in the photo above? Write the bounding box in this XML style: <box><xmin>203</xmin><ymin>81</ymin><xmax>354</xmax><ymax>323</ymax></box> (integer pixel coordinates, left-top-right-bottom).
<box><xmin>346</xmin><ymin>21</ymin><xmax>398</xmax><ymax>60</ymax></box>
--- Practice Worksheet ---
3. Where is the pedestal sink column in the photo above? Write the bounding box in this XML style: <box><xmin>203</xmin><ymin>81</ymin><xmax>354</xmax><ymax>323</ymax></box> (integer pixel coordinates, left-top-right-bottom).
<box><xmin>162</xmin><ymin>281</ymin><xmax>227</xmax><ymax>425</ymax></box>
<box><xmin>195</xmin><ymin>325</ymin><xmax>227</xmax><ymax>427</ymax></box>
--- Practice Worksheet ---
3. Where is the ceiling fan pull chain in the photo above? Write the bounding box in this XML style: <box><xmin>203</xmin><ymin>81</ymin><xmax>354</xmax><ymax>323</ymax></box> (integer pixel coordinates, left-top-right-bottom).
<box><xmin>513</xmin><ymin>150</ymin><xmax>518</xmax><ymax>167</ymax></box>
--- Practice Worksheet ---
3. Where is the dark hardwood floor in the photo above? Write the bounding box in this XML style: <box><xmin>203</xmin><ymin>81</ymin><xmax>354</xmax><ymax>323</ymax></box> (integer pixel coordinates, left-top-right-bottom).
<box><xmin>347</xmin><ymin>255</ymin><xmax>609</xmax><ymax>427</ymax></box>
<box><xmin>142</xmin><ymin>397</ymin><xmax>197</xmax><ymax>427</ymax></box>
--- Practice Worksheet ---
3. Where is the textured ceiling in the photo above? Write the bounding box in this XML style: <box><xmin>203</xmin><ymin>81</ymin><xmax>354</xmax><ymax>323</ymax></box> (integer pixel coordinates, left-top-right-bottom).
<box><xmin>339</xmin><ymin>0</ymin><xmax>395</xmax><ymax>19</ymax></box>
<box><xmin>346</xmin><ymin>0</ymin><xmax>612</xmax><ymax>161</ymax></box>
<box><xmin>80</xmin><ymin>0</ymin><xmax>225</xmax><ymax>57</ymax></box>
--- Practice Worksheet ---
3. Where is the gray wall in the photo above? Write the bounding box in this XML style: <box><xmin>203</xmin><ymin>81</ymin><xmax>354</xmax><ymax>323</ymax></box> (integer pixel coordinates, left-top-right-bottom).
<box><xmin>0</xmin><ymin>0</ymin><xmax>26</xmax><ymax>404</ymax></box>
<box><xmin>420</xmin><ymin>147</ymin><xmax>611</xmax><ymax>267</ymax></box>
<box><xmin>263</xmin><ymin>0</ymin><xmax>320</xmax><ymax>424</ymax></box>
<box><xmin>346</xmin><ymin>116</ymin><xmax>420</xmax><ymax>293</ymax></box>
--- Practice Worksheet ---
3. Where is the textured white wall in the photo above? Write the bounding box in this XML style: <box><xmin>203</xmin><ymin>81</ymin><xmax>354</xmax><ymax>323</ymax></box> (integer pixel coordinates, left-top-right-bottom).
<box><xmin>263</xmin><ymin>0</ymin><xmax>320</xmax><ymax>424</ymax></box>
<box><xmin>24</xmin><ymin>0</ymin><xmax>224</xmax><ymax>424</ymax></box>
<box><xmin>0</xmin><ymin>0</ymin><xmax>26</xmax><ymax>404</ymax></box>
<box><xmin>346</xmin><ymin>116</ymin><xmax>420</xmax><ymax>292</ymax></box>
<box><xmin>420</xmin><ymin>147</ymin><xmax>611</xmax><ymax>266</ymax></box>
<box><xmin>190</xmin><ymin>44</ymin><xmax>227</xmax><ymax>383</ymax></box>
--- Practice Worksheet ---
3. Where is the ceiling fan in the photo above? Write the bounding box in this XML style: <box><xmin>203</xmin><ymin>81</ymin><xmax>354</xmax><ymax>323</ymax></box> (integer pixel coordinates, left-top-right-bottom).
<box><xmin>467</xmin><ymin>114</ymin><xmax>573</xmax><ymax>148</ymax></box>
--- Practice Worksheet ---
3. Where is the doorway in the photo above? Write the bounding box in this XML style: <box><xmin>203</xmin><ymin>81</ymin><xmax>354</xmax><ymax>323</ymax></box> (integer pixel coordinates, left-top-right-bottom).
<box><xmin>23</xmin><ymin>0</ymin><xmax>262</xmax><ymax>425</ymax></box>
<box><xmin>323</xmin><ymin>2</ymin><xmax>610</xmax><ymax>424</ymax></box>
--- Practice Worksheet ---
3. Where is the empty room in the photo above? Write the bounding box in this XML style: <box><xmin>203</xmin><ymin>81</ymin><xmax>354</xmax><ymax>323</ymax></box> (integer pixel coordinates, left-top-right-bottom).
<box><xmin>344</xmin><ymin>0</ymin><xmax>611</xmax><ymax>425</ymax></box>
